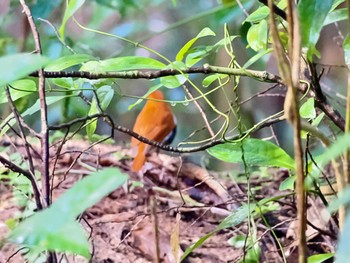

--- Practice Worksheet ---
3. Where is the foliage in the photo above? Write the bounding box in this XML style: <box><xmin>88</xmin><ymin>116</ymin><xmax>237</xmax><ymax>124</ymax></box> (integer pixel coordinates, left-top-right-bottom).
<box><xmin>0</xmin><ymin>0</ymin><xmax>349</xmax><ymax>262</ymax></box>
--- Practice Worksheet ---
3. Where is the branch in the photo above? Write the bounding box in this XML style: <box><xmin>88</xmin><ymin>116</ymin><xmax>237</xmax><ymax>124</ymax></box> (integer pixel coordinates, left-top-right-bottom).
<box><xmin>30</xmin><ymin>64</ymin><xmax>283</xmax><ymax>83</ymax></box>
<box><xmin>0</xmin><ymin>154</ymin><xmax>42</xmax><ymax>210</ymax></box>
<box><xmin>48</xmin><ymin>113</ymin><xmax>284</xmax><ymax>153</ymax></box>
<box><xmin>20</xmin><ymin>0</ymin><xmax>51</xmax><ymax>210</ymax></box>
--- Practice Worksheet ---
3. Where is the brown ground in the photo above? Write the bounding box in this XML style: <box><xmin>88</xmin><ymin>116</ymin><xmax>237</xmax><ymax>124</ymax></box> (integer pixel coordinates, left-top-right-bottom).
<box><xmin>0</xmin><ymin>139</ymin><xmax>337</xmax><ymax>262</ymax></box>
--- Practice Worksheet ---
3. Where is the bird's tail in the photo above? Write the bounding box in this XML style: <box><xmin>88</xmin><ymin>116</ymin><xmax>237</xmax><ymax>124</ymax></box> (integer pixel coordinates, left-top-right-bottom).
<box><xmin>131</xmin><ymin>143</ymin><xmax>146</xmax><ymax>172</ymax></box>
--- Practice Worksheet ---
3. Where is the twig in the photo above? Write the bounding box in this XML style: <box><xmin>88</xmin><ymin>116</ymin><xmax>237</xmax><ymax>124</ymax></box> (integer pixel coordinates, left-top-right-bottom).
<box><xmin>182</xmin><ymin>85</ymin><xmax>215</xmax><ymax>137</ymax></box>
<box><xmin>20</xmin><ymin>0</ymin><xmax>50</xmax><ymax>209</ymax></box>
<box><xmin>0</xmin><ymin>154</ymin><xmax>42</xmax><ymax>210</ymax></box>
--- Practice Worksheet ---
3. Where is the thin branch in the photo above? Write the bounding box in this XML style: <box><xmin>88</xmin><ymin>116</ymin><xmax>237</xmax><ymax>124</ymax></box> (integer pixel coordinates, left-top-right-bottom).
<box><xmin>30</xmin><ymin>65</ymin><xmax>283</xmax><ymax>83</ymax></box>
<box><xmin>30</xmin><ymin>65</ymin><xmax>345</xmax><ymax>131</ymax></box>
<box><xmin>0</xmin><ymin>154</ymin><xmax>42</xmax><ymax>210</ymax></box>
<box><xmin>20</xmin><ymin>0</ymin><xmax>51</xmax><ymax>209</ymax></box>
<box><xmin>182</xmin><ymin>85</ymin><xmax>215</xmax><ymax>137</ymax></box>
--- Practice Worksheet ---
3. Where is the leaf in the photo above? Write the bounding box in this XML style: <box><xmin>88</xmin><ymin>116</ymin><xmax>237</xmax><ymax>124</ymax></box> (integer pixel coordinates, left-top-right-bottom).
<box><xmin>298</xmin><ymin>0</ymin><xmax>333</xmax><ymax>61</ymax></box>
<box><xmin>176</xmin><ymin>27</ymin><xmax>215</xmax><ymax>62</ymax></box>
<box><xmin>9</xmin><ymin>168</ymin><xmax>128</xmax><ymax>258</ymax></box>
<box><xmin>0</xmin><ymin>79</ymin><xmax>36</xmax><ymax>104</ymax></box>
<box><xmin>317</xmin><ymin>132</ymin><xmax>350</xmax><ymax>169</ymax></box>
<box><xmin>202</xmin><ymin>74</ymin><xmax>228</xmax><ymax>87</ymax></box>
<box><xmin>0</xmin><ymin>95</ymin><xmax>68</xmax><ymax>136</ymax></box>
<box><xmin>80</xmin><ymin>56</ymin><xmax>166</xmax><ymax>72</ymax></box>
<box><xmin>86</xmin><ymin>97</ymin><xmax>99</xmax><ymax>141</ymax></box>
<box><xmin>127</xmin><ymin>84</ymin><xmax>163</xmax><ymax>110</ymax></box>
<box><xmin>243</xmin><ymin>48</ymin><xmax>273</xmax><ymax>68</ymax></box>
<box><xmin>45</xmin><ymin>54</ymin><xmax>95</xmax><ymax>71</ymax></box>
<box><xmin>51</xmin><ymin>168</ymin><xmax>128</xmax><ymax>217</ymax></box>
<box><xmin>243</xmin><ymin>0</ymin><xmax>286</xmax><ymax>23</ymax></box>
<box><xmin>307</xmin><ymin>253</ymin><xmax>334</xmax><ymax>263</ymax></box>
<box><xmin>0</xmin><ymin>53</ymin><xmax>49</xmax><ymax>86</ymax></box>
<box><xmin>96</xmin><ymin>85</ymin><xmax>114</xmax><ymax>110</ymax></box>
<box><xmin>59</xmin><ymin>0</ymin><xmax>86</xmax><ymax>39</ymax></box>
<box><xmin>207</xmin><ymin>138</ymin><xmax>295</xmax><ymax>170</ymax></box>
<box><xmin>246</xmin><ymin>20</ymin><xmax>268</xmax><ymax>52</ymax></box>
<box><xmin>343</xmin><ymin>35</ymin><xmax>350</xmax><ymax>68</ymax></box>
<box><xmin>324</xmin><ymin>8</ymin><xmax>347</xmax><ymax>26</ymax></box>
<box><xmin>300</xmin><ymin>98</ymin><xmax>316</xmax><ymax>119</ymax></box>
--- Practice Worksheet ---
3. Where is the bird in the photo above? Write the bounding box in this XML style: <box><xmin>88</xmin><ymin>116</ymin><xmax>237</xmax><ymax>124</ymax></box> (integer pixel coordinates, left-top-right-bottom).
<box><xmin>131</xmin><ymin>90</ymin><xmax>176</xmax><ymax>172</ymax></box>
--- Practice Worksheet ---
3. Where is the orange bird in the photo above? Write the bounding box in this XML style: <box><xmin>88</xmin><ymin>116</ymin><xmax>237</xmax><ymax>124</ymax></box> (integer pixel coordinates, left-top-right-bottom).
<box><xmin>131</xmin><ymin>90</ymin><xmax>176</xmax><ymax>172</ymax></box>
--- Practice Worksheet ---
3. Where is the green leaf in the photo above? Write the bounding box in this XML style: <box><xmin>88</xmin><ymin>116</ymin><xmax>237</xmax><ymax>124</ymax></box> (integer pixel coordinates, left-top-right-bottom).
<box><xmin>243</xmin><ymin>0</ymin><xmax>286</xmax><ymax>23</ymax></box>
<box><xmin>247</xmin><ymin>20</ymin><xmax>268</xmax><ymax>52</ymax></box>
<box><xmin>176</xmin><ymin>27</ymin><xmax>215</xmax><ymax>62</ymax></box>
<box><xmin>0</xmin><ymin>95</ymin><xmax>68</xmax><ymax>136</ymax></box>
<box><xmin>51</xmin><ymin>168</ymin><xmax>128</xmax><ymax>217</ymax></box>
<box><xmin>80</xmin><ymin>56</ymin><xmax>166</xmax><ymax>72</ymax></box>
<box><xmin>344</xmin><ymin>35</ymin><xmax>350</xmax><ymax>67</ymax></box>
<box><xmin>9</xmin><ymin>168</ymin><xmax>128</xmax><ymax>258</ymax></box>
<box><xmin>300</xmin><ymin>98</ymin><xmax>316</xmax><ymax>119</ymax></box>
<box><xmin>96</xmin><ymin>85</ymin><xmax>114</xmax><ymax>110</ymax></box>
<box><xmin>127</xmin><ymin>84</ymin><xmax>163</xmax><ymax>110</ymax></box>
<box><xmin>59</xmin><ymin>0</ymin><xmax>86</xmax><ymax>39</ymax></box>
<box><xmin>298</xmin><ymin>0</ymin><xmax>332</xmax><ymax>61</ymax></box>
<box><xmin>307</xmin><ymin>253</ymin><xmax>334</xmax><ymax>263</ymax></box>
<box><xmin>0</xmin><ymin>53</ymin><xmax>49</xmax><ymax>86</ymax></box>
<box><xmin>207</xmin><ymin>138</ymin><xmax>295</xmax><ymax>170</ymax></box>
<box><xmin>0</xmin><ymin>79</ymin><xmax>36</xmax><ymax>104</ymax></box>
<box><xmin>324</xmin><ymin>8</ymin><xmax>347</xmax><ymax>26</ymax></box>
<box><xmin>45</xmin><ymin>54</ymin><xmax>95</xmax><ymax>71</ymax></box>
<box><xmin>317</xmin><ymin>132</ymin><xmax>350</xmax><ymax>169</ymax></box>
<box><xmin>279</xmin><ymin>176</ymin><xmax>295</xmax><ymax>191</ymax></box>
<box><xmin>86</xmin><ymin>98</ymin><xmax>99</xmax><ymax>141</ymax></box>
<box><xmin>202</xmin><ymin>74</ymin><xmax>228</xmax><ymax>87</ymax></box>
<box><xmin>243</xmin><ymin>48</ymin><xmax>273</xmax><ymax>68</ymax></box>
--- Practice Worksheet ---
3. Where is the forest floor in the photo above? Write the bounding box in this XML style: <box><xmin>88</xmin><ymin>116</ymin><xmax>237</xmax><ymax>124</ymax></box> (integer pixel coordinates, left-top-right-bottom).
<box><xmin>0</xmin><ymin>139</ymin><xmax>336</xmax><ymax>263</ymax></box>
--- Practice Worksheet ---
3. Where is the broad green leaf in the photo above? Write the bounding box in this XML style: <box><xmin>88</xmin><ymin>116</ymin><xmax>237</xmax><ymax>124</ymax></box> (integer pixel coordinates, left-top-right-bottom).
<box><xmin>244</xmin><ymin>6</ymin><xmax>269</xmax><ymax>23</ymax></box>
<box><xmin>51</xmin><ymin>168</ymin><xmax>128</xmax><ymax>217</ymax></box>
<box><xmin>59</xmin><ymin>0</ymin><xmax>86</xmax><ymax>39</ymax></box>
<box><xmin>127</xmin><ymin>84</ymin><xmax>163</xmax><ymax>110</ymax></box>
<box><xmin>328</xmin><ymin>187</ymin><xmax>350</xmax><ymax>214</ymax></box>
<box><xmin>243</xmin><ymin>0</ymin><xmax>286</xmax><ymax>23</ymax></box>
<box><xmin>279</xmin><ymin>176</ymin><xmax>295</xmax><ymax>191</ymax></box>
<box><xmin>0</xmin><ymin>53</ymin><xmax>49</xmax><ymax>86</ymax></box>
<box><xmin>181</xmin><ymin>199</ymin><xmax>277</xmax><ymax>262</ymax></box>
<box><xmin>307</xmin><ymin>253</ymin><xmax>334</xmax><ymax>263</ymax></box>
<box><xmin>0</xmin><ymin>79</ymin><xmax>36</xmax><ymax>104</ymax></box>
<box><xmin>80</xmin><ymin>56</ymin><xmax>166</xmax><ymax>72</ymax></box>
<box><xmin>324</xmin><ymin>8</ymin><xmax>347</xmax><ymax>26</ymax></box>
<box><xmin>202</xmin><ymin>74</ymin><xmax>228</xmax><ymax>87</ymax></box>
<box><xmin>243</xmin><ymin>48</ymin><xmax>273</xmax><ymax>68</ymax></box>
<box><xmin>176</xmin><ymin>27</ymin><xmax>215</xmax><ymax>62</ymax></box>
<box><xmin>298</xmin><ymin>0</ymin><xmax>332</xmax><ymax>61</ymax></box>
<box><xmin>344</xmin><ymin>35</ymin><xmax>350</xmax><ymax>67</ymax></box>
<box><xmin>9</xmin><ymin>168</ymin><xmax>127</xmax><ymax>258</ymax></box>
<box><xmin>247</xmin><ymin>20</ymin><xmax>268</xmax><ymax>52</ymax></box>
<box><xmin>317</xmin><ymin>132</ymin><xmax>350</xmax><ymax>169</ymax></box>
<box><xmin>51</xmin><ymin>78</ymin><xmax>75</xmax><ymax>89</ymax></box>
<box><xmin>207</xmin><ymin>138</ymin><xmax>295</xmax><ymax>170</ymax></box>
<box><xmin>96</xmin><ymin>85</ymin><xmax>114</xmax><ymax>110</ymax></box>
<box><xmin>300</xmin><ymin>98</ymin><xmax>316</xmax><ymax>119</ymax></box>
<box><xmin>160</xmin><ymin>75</ymin><xmax>186</xmax><ymax>89</ymax></box>
<box><xmin>45</xmin><ymin>54</ymin><xmax>95</xmax><ymax>71</ymax></box>
<box><xmin>311</xmin><ymin>112</ymin><xmax>325</xmax><ymax>127</ymax></box>
<box><xmin>184</xmin><ymin>36</ymin><xmax>237</xmax><ymax>67</ymax></box>
<box><xmin>0</xmin><ymin>95</ymin><xmax>68</xmax><ymax>136</ymax></box>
